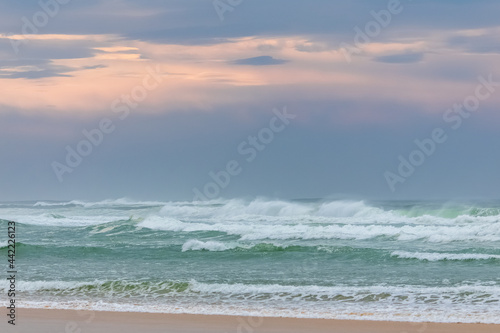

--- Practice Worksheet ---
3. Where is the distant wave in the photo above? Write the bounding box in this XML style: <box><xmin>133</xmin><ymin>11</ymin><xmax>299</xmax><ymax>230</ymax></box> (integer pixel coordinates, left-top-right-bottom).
<box><xmin>2</xmin><ymin>279</ymin><xmax>499</xmax><ymax>306</ymax></box>
<box><xmin>159</xmin><ymin>199</ymin><xmax>387</xmax><ymax>219</ymax></box>
<box><xmin>153</xmin><ymin>199</ymin><xmax>500</xmax><ymax>229</ymax></box>
<box><xmin>0</xmin><ymin>280</ymin><xmax>191</xmax><ymax>298</ymax></box>
<box><xmin>139</xmin><ymin>216</ymin><xmax>500</xmax><ymax>243</ymax></box>
<box><xmin>181</xmin><ymin>240</ymin><xmax>303</xmax><ymax>252</ymax></box>
<box><xmin>0</xmin><ymin>198</ymin><xmax>497</xmax><ymax>219</ymax></box>
<box><xmin>34</xmin><ymin>200</ymin><xmax>86</xmax><ymax>207</ymax></box>
<box><xmin>0</xmin><ymin>242</ymin><xmax>30</xmax><ymax>249</ymax></box>
<box><xmin>34</xmin><ymin>198</ymin><xmax>166</xmax><ymax>208</ymax></box>
<box><xmin>5</xmin><ymin>198</ymin><xmax>500</xmax><ymax>241</ymax></box>
<box><xmin>0</xmin><ymin>242</ymin><xmax>115</xmax><ymax>255</ymax></box>
<box><xmin>182</xmin><ymin>240</ymin><xmax>231</xmax><ymax>252</ymax></box>
<box><xmin>7</xmin><ymin>198</ymin><xmax>500</xmax><ymax>225</ymax></box>
<box><xmin>392</xmin><ymin>251</ymin><xmax>500</xmax><ymax>261</ymax></box>
<box><xmin>0</xmin><ymin>215</ymin><xmax>129</xmax><ymax>227</ymax></box>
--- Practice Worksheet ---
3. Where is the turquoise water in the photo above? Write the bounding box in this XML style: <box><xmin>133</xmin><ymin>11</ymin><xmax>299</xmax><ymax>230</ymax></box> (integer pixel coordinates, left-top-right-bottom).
<box><xmin>1</xmin><ymin>198</ymin><xmax>499</xmax><ymax>323</ymax></box>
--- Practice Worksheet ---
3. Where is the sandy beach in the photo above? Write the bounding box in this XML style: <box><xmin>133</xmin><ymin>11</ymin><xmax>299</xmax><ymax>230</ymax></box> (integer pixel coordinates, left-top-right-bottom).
<box><xmin>1</xmin><ymin>308</ymin><xmax>499</xmax><ymax>333</ymax></box>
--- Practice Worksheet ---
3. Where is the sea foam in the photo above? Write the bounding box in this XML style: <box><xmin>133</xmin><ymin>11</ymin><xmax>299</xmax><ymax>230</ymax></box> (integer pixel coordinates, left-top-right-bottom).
<box><xmin>392</xmin><ymin>251</ymin><xmax>500</xmax><ymax>261</ymax></box>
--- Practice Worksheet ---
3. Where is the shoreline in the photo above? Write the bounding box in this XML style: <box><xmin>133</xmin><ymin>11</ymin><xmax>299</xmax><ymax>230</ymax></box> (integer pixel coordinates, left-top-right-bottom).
<box><xmin>1</xmin><ymin>308</ymin><xmax>500</xmax><ymax>333</ymax></box>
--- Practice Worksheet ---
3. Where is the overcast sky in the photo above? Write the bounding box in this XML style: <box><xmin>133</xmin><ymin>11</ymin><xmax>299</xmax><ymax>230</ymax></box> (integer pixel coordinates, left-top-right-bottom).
<box><xmin>1</xmin><ymin>0</ymin><xmax>500</xmax><ymax>201</ymax></box>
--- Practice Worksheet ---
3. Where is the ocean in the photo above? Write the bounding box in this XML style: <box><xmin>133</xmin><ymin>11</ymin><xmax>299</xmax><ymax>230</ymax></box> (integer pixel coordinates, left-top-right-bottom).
<box><xmin>1</xmin><ymin>198</ymin><xmax>499</xmax><ymax>323</ymax></box>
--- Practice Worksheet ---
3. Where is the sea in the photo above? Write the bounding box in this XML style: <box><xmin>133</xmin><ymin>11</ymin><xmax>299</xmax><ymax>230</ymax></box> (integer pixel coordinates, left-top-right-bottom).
<box><xmin>1</xmin><ymin>198</ymin><xmax>499</xmax><ymax>323</ymax></box>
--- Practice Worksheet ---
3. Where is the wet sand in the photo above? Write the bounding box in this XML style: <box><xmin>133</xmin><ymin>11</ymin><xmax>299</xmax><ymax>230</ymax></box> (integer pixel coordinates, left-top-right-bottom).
<box><xmin>1</xmin><ymin>308</ymin><xmax>499</xmax><ymax>333</ymax></box>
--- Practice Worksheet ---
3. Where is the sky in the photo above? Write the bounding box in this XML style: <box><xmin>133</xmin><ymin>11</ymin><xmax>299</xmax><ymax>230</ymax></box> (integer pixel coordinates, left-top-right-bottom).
<box><xmin>1</xmin><ymin>0</ymin><xmax>500</xmax><ymax>201</ymax></box>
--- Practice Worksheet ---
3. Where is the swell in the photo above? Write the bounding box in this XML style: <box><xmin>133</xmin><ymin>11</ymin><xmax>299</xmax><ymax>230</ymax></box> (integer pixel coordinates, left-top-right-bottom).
<box><xmin>0</xmin><ymin>216</ymin><xmax>142</xmax><ymax>229</ymax></box>
<box><xmin>158</xmin><ymin>198</ymin><xmax>500</xmax><ymax>220</ymax></box>
<box><xmin>0</xmin><ymin>242</ymin><xmax>115</xmax><ymax>255</ymax></box>
<box><xmin>180</xmin><ymin>241</ymin><xmax>379</xmax><ymax>254</ymax></box>
<box><xmin>391</xmin><ymin>251</ymin><xmax>500</xmax><ymax>261</ymax></box>
<box><xmin>180</xmin><ymin>240</ymin><xmax>500</xmax><ymax>262</ymax></box>
<box><xmin>33</xmin><ymin>199</ymin><xmax>166</xmax><ymax>208</ymax></box>
<box><xmin>3</xmin><ymin>279</ymin><xmax>499</xmax><ymax>306</ymax></box>
<box><xmin>4</xmin><ymin>199</ymin><xmax>500</xmax><ymax>229</ymax></box>
<box><xmin>139</xmin><ymin>216</ymin><xmax>500</xmax><ymax>243</ymax></box>
<box><xmin>4</xmin><ymin>198</ymin><xmax>500</xmax><ymax>219</ymax></box>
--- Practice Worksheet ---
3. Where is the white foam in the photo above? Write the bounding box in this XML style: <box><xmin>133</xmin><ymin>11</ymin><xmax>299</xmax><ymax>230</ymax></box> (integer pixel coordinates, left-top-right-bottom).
<box><xmin>156</xmin><ymin>199</ymin><xmax>500</xmax><ymax>227</ymax></box>
<box><xmin>392</xmin><ymin>251</ymin><xmax>500</xmax><ymax>261</ymax></box>
<box><xmin>4</xmin><ymin>299</ymin><xmax>498</xmax><ymax>324</ymax></box>
<box><xmin>3</xmin><ymin>279</ymin><xmax>499</xmax><ymax>301</ymax></box>
<box><xmin>34</xmin><ymin>198</ymin><xmax>166</xmax><ymax>208</ymax></box>
<box><xmin>159</xmin><ymin>199</ymin><xmax>391</xmax><ymax>219</ymax></box>
<box><xmin>84</xmin><ymin>198</ymin><xmax>166</xmax><ymax>207</ymax></box>
<box><xmin>159</xmin><ymin>199</ymin><xmax>314</xmax><ymax>219</ymax></box>
<box><xmin>316</xmin><ymin>200</ymin><xmax>383</xmax><ymax>217</ymax></box>
<box><xmin>2</xmin><ymin>280</ymin><xmax>499</xmax><ymax>323</ymax></box>
<box><xmin>181</xmin><ymin>240</ymin><xmax>232</xmax><ymax>252</ymax></box>
<box><xmin>188</xmin><ymin>280</ymin><xmax>500</xmax><ymax>297</ymax></box>
<box><xmin>34</xmin><ymin>200</ymin><xmax>86</xmax><ymax>207</ymax></box>
<box><xmin>0</xmin><ymin>213</ymin><xmax>127</xmax><ymax>227</ymax></box>
<box><xmin>90</xmin><ymin>226</ymin><xmax>118</xmax><ymax>234</ymax></box>
<box><xmin>0</xmin><ymin>280</ymin><xmax>92</xmax><ymax>292</ymax></box>
<box><xmin>6</xmin><ymin>198</ymin><xmax>500</xmax><ymax>232</ymax></box>
<box><xmin>228</xmin><ymin>199</ymin><xmax>312</xmax><ymax>216</ymax></box>
<box><xmin>138</xmin><ymin>215</ymin><xmax>500</xmax><ymax>243</ymax></box>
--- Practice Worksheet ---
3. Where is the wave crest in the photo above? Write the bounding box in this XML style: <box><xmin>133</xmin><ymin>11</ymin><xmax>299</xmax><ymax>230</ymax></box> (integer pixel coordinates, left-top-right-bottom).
<box><xmin>392</xmin><ymin>251</ymin><xmax>500</xmax><ymax>261</ymax></box>
<box><xmin>182</xmin><ymin>240</ymin><xmax>230</xmax><ymax>252</ymax></box>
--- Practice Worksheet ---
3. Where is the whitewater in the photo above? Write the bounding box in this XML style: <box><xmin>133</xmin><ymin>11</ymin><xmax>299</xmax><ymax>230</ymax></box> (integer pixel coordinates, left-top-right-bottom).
<box><xmin>0</xmin><ymin>198</ymin><xmax>499</xmax><ymax>323</ymax></box>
